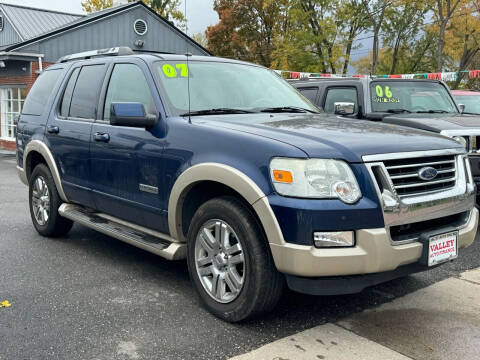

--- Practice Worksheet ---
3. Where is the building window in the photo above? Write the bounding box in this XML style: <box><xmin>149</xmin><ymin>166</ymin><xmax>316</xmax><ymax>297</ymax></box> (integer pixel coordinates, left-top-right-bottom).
<box><xmin>0</xmin><ymin>87</ymin><xmax>26</xmax><ymax>140</ymax></box>
<box><xmin>0</xmin><ymin>14</ymin><xmax>4</xmax><ymax>32</ymax></box>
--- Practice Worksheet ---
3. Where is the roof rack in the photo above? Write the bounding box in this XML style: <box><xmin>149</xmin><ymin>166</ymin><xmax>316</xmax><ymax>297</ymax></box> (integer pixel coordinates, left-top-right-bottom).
<box><xmin>57</xmin><ymin>47</ymin><xmax>134</xmax><ymax>63</ymax></box>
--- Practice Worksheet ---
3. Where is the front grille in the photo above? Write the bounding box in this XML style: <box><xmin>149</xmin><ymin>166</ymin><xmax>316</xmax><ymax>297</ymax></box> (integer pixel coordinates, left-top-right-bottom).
<box><xmin>383</xmin><ymin>155</ymin><xmax>457</xmax><ymax>197</ymax></box>
<box><xmin>390</xmin><ymin>211</ymin><xmax>469</xmax><ymax>242</ymax></box>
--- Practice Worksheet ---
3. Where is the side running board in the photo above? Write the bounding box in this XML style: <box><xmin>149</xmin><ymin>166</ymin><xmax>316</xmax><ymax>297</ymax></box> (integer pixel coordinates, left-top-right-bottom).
<box><xmin>58</xmin><ymin>203</ymin><xmax>186</xmax><ymax>260</ymax></box>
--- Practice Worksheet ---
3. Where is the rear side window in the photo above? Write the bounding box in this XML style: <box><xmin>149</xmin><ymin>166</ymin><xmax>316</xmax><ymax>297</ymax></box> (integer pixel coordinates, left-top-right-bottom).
<box><xmin>298</xmin><ymin>87</ymin><xmax>319</xmax><ymax>103</ymax></box>
<box><xmin>60</xmin><ymin>68</ymin><xmax>80</xmax><ymax>118</ymax></box>
<box><xmin>69</xmin><ymin>64</ymin><xmax>105</xmax><ymax>119</ymax></box>
<box><xmin>324</xmin><ymin>87</ymin><xmax>358</xmax><ymax>113</ymax></box>
<box><xmin>22</xmin><ymin>69</ymin><xmax>63</xmax><ymax>116</ymax></box>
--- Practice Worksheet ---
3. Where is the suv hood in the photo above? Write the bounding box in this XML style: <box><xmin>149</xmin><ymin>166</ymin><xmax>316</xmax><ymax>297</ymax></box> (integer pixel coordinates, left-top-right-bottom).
<box><xmin>382</xmin><ymin>113</ymin><xmax>480</xmax><ymax>132</ymax></box>
<box><xmin>196</xmin><ymin>113</ymin><xmax>463</xmax><ymax>163</ymax></box>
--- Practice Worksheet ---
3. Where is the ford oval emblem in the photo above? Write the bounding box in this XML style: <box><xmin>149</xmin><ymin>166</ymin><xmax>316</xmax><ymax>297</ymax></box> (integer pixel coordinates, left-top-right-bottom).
<box><xmin>418</xmin><ymin>167</ymin><xmax>438</xmax><ymax>181</ymax></box>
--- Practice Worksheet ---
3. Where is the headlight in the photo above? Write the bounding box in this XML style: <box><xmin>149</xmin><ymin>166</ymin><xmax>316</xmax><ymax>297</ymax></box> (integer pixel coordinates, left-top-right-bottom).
<box><xmin>270</xmin><ymin>158</ymin><xmax>362</xmax><ymax>203</ymax></box>
<box><xmin>453</xmin><ymin>136</ymin><xmax>468</xmax><ymax>149</ymax></box>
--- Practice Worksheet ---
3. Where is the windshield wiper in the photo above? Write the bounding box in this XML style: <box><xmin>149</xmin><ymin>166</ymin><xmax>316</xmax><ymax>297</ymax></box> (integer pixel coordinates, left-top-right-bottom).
<box><xmin>181</xmin><ymin>108</ymin><xmax>255</xmax><ymax>116</ymax></box>
<box><xmin>415</xmin><ymin>110</ymin><xmax>450</xmax><ymax>114</ymax></box>
<box><xmin>258</xmin><ymin>106</ymin><xmax>319</xmax><ymax>114</ymax></box>
<box><xmin>386</xmin><ymin>109</ymin><xmax>412</xmax><ymax>113</ymax></box>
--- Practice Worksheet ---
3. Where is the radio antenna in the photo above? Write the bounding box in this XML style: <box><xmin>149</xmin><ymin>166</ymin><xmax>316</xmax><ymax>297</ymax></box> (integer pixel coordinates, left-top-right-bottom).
<box><xmin>184</xmin><ymin>0</ymin><xmax>191</xmax><ymax>123</ymax></box>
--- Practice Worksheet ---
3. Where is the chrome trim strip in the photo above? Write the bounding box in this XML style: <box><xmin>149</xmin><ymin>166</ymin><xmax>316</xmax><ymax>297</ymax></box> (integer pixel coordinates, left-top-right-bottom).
<box><xmin>139</xmin><ymin>184</ymin><xmax>159</xmax><ymax>194</ymax></box>
<box><xmin>362</xmin><ymin>148</ymin><xmax>465</xmax><ymax>162</ymax></box>
<box><xmin>385</xmin><ymin>160</ymin><xmax>455</xmax><ymax>170</ymax></box>
<box><xmin>390</xmin><ymin>168</ymin><xmax>454</xmax><ymax>180</ymax></box>
<box><xmin>394</xmin><ymin>177</ymin><xmax>455</xmax><ymax>189</ymax></box>
<box><xmin>96</xmin><ymin>213</ymin><xmax>176</xmax><ymax>243</ymax></box>
<box><xmin>391</xmin><ymin>209</ymin><xmax>474</xmax><ymax>243</ymax></box>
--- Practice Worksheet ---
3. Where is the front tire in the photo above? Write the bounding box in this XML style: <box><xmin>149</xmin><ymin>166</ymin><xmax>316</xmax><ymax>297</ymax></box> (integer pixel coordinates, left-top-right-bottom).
<box><xmin>187</xmin><ymin>196</ymin><xmax>283</xmax><ymax>322</ymax></box>
<box><xmin>29</xmin><ymin>164</ymin><xmax>73</xmax><ymax>237</ymax></box>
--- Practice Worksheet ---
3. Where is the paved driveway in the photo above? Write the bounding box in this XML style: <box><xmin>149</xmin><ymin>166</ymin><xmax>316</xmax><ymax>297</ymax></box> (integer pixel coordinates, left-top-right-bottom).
<box><xmin>1</xmin><ymin>155</ymin><xmax>479</xmax><ymax>360</ymax></box>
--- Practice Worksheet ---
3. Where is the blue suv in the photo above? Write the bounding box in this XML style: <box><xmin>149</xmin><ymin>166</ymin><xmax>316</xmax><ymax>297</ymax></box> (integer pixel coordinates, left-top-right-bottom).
<box><xmin>16</xmin><ymin>47</ymin><xmax>478</xmax><ymax>321</ymax></box>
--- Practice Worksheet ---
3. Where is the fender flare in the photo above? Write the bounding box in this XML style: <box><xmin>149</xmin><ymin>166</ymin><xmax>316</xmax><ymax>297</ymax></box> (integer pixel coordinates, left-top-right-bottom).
<box><xmin>24</xmin><ymin>140</ymin><xmax>69</xmax><ymax>203</ymax></box>
<box><xmin>168</xmin><ymin>163</ymin><xmax>285</xmax><ymax>246</ymax></box>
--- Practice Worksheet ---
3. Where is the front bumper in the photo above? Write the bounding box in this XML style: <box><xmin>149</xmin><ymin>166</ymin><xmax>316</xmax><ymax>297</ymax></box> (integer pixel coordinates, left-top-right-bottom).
<box><xmin>285</xmin><ymin>263</ymin><xmax>437</xmax><ymax>296</ymax></box>
<box><xmin>270</xmin><ymin>207</ymin><xmax>478</xmax><ymax>278</ymax></box>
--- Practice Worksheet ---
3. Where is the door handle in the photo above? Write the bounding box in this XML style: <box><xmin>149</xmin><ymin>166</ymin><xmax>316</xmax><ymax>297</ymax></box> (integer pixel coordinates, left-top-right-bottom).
<box><xmin>94</xmin><ymin>132</ymin><xmax>110</xmax><ymax>142</ymax></box>
<box><xmin>47</xmin><ymin>125</ymin><xmax>59</xmax><ymax>134</ymax></box>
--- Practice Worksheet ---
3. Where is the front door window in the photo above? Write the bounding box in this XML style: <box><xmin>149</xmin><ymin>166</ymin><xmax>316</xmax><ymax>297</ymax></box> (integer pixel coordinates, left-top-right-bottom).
<box><xmin>0</xmin><ymin>87</ymin><xmax>26</xmax><ymax>140</ymax></box>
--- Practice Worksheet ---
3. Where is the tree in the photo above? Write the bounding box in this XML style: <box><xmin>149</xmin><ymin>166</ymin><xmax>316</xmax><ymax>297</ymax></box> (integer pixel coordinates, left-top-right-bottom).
<box><xmin>297</xmin><ymin>0</ymin><xmax>340</xmax><ymax>73</ymax></box>
<box><xmin>191</xmin><ymin>32</ymin><xmax>208</xmax><ymax>48</ymax></box>
<box><xmin>432</xmin><ymin>0</ymin><xmax>463</xmax><ymax>71</ymax></box>
<box><xmin>207</xmin><ymin>0</ymin><xmax>288</xmax><ymax>67</ymax></box>
<box><xmin>382</xmin><ymin>0</ymin><xmax>429</xmax><ymax>74</ymax></box>
<box><xmin>443</xmin><ymin>0</ymin><xmax>480</xmax><ymax>88</ymax></box>
<box><xmin>271</xmin><ymin>0</ymin><xmax>346</xmax><ymax>74</ymax></box>
<box><xmin>81</xmin><ymin>0</ymin><xmax>112</xmax><ymax>13</ymax></box>
<box><xmin>338</xmin><ymin>0</ymin><xmax>370</xmax><ymax>75</ymax></box>
<box><xmin>362</xmin><ymin>0</ymin><xmax>390</xmax><ymax>75</ymax></box>
<box><xmin>145</xmin><ymin>0</ymin><xmax>186</xmax><ymax>28</ymax></box>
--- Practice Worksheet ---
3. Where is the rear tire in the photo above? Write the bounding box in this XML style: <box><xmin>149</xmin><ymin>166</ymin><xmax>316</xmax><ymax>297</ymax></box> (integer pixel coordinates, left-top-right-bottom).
<box><xmin>186</xmin><ymin>196</ymin><xmax>284</xmax><ymax>322</ymax></box>
<box><xmin>29</xmin><ymin>164</ymin><xmax>73</xmax><ymax>237</ymax></box>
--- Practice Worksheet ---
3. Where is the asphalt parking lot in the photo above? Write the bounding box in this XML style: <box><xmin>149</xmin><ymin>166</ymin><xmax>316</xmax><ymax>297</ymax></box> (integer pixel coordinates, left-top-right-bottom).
<box><xmin>1</xmin><ymin>154</ymin><xmax>480</xmax><ymax>360</ymax></box>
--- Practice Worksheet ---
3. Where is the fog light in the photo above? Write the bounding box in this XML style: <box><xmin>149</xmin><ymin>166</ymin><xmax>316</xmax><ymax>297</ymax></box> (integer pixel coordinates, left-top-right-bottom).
<box><xmin>313</xmin><ymin>231</ymin><xmax>354</xmax><ymax>248</ymax></box>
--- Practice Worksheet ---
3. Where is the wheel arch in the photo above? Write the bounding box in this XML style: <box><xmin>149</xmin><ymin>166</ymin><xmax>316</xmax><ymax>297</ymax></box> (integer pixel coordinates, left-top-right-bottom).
<box><xmin>24</xmin><ymin>140</ymin><xmax>69</xmax><ymax>202</ymax></box>
<box><xmin>168</xmin><ymin>163</ymin><xmax>285</xmax><ymax>246</ymax></box>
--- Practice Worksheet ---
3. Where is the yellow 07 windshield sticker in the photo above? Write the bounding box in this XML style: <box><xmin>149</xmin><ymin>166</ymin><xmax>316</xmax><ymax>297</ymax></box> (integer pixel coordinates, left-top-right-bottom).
<box><xmin>162</xmin><ymin>63</ymin><xmax>189</xmax><ymax>78</ymax></box>
<box><xmin>373</xmin><ymin>85</ymin><xmax>399</xmax><ymax>103</ymax></box>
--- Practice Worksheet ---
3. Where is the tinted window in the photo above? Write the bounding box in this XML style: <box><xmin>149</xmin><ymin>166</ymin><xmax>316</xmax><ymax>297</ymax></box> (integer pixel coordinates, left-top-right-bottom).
<box><xmin>298</xmin><ymin>87</ymin><xmax>319</xmax><ymax>103</ymax></box>
<box><xmin>369</xmin><ymin>81</ymin><xmax>457</xmax><ymax>113</ymax></box>
<box><xmin>104</xmin><ymin>63</ymin><xmax>155</xmax><ymax>121</ymax></box>
<box><xmin>60</xmin><ymin>68</ymin><xmax>80</xmax><ymax>118</ymax></box>
<box><xmin>69</xmin><ymin>65</ymin><xmax>105</xmax><ymax>119</ymax></box>
<box><xmin>324</xmin><ymin>87</ymin><xmax>358</xmax><ymax>113</ymax></box>
<box><xmin>22</xmin><ymin>69</ymin><xmax>63</xmax><ymax>116</ymax></box>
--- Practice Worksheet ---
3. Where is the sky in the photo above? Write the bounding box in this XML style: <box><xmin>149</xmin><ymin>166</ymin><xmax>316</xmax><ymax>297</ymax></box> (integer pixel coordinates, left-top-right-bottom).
<box><xmin>0</xmin><ymin>0</ymin><xmax>219</xmax><ymax>34</ymax></box>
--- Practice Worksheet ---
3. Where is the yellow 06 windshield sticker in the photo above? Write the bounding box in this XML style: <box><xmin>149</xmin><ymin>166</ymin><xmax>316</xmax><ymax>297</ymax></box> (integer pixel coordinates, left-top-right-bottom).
<box><xmin>162</xmin><ymin>63</ymin><xmax>189</xmax><ymax>78</ymax></box>
<box><xmin>373</xmin><ymin>85</ymin><xmax>399</xmax><ymax>103</ymax></box>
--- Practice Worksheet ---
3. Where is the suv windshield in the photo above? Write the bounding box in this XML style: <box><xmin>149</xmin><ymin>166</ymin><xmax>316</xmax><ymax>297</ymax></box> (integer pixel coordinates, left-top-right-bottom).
<box><xmin>370</xmin><ymin>81</ymin><xmax>457</xmax><ymax>114</ymax></box>
<box><xmin>153</xmin><ymin>60</ymin><xmax>319</xmax><ymax>116</ymax></box>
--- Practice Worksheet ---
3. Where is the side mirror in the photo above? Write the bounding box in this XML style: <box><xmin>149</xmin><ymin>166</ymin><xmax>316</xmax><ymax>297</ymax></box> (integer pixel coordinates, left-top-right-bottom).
<box><xmin>110</xmin><ymin>102</ymin><xmax>157</xmax><ymax>128</ymax></box>
<box><xmin>334</xmin><ymin>102</ymin><xmax>355</xmax><ymax>115</ymax></box>
<box><xmin>458</xmin><ymin>104</ymin><xmax>465</xmax><ymax>113</ymax></box>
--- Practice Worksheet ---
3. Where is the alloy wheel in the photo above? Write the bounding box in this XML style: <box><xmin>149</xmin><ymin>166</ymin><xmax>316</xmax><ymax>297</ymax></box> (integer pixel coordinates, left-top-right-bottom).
<box><xmin>32</xmin><ymin>176</ymin><xmax>50</xmax><ymax>226</ymax></box>
<box><xmin>194</xmin><ymin>219</ymin><xmax>245</xmax><ymax>303</ymax></box>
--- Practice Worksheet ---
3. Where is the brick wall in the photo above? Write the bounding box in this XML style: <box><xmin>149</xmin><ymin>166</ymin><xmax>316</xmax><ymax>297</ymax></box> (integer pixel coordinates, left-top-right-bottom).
<box><xmin>0</xmin><ymin>61</ymin><xmax>53</xmax><ymax>150</ymax></box>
